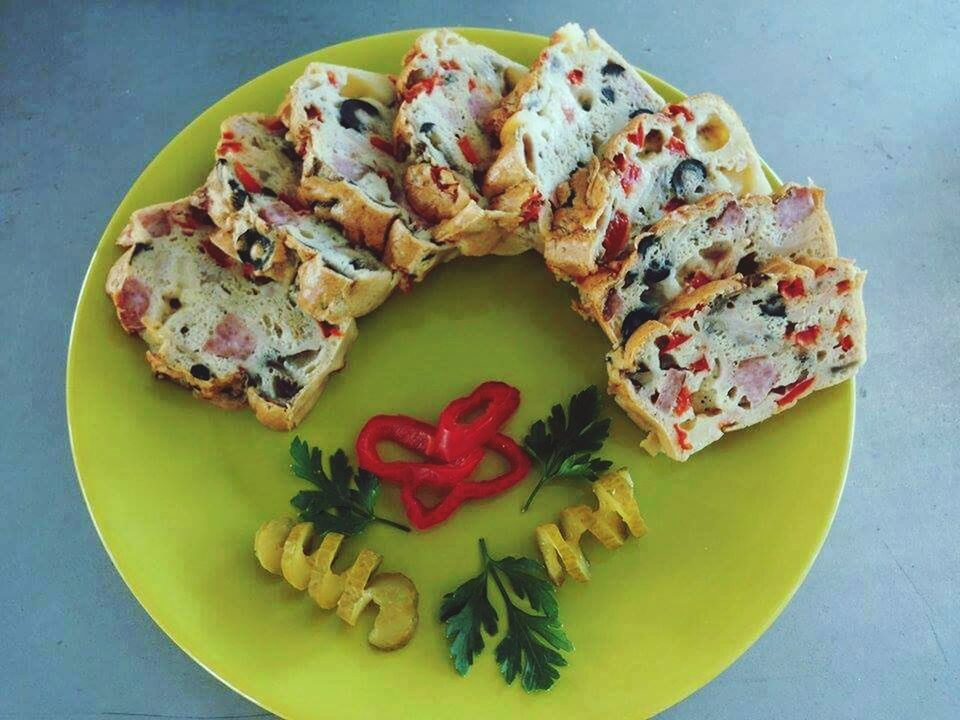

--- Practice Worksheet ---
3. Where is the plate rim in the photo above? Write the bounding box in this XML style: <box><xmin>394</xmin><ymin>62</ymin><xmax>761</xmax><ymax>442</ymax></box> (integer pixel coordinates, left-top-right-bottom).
<box><xmin>65</xmin><ymin>26</ymin><xmax>854</xmax><ymax>719</ymax></box>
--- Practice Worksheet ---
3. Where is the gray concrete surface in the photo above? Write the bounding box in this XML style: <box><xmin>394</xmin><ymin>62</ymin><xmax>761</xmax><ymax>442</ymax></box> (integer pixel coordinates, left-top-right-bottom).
<box><xmin>1</xmin><ymin>1</ymin><xmax>958</xmax><ymax>718</ymax></box>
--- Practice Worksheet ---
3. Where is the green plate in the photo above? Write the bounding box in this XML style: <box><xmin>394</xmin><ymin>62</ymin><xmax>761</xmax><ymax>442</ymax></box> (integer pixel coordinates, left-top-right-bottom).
<box><xmin>67</xmin><ymin>28</ymin><xmax>853</xmax><ymax>720</ymax></box>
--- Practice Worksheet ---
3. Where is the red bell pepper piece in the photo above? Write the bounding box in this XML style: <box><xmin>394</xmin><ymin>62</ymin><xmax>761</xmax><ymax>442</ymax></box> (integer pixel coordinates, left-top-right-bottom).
<box><xmin>601</xmin><ymin>210</ymin><xmax>630</xmax><ymax>264</ymax></box>
<box><xmin>399</xmin><ymin>433</ymin><xmax>530</xmax><ymax>529</ymax></box>
<box><xmin>232</xmin><ymin>162</ymin><xmax>262</xmax><ymax>193</ymax></box>
<box><xmin>429</xmin><ymin>381</ymin><xmax>520</xmax><ymax>462</ymax></box>
<box><xmin>355</xmin><ymin>415</ymin><xmax>484</xmax><ymax>487</ymax></box>
<box><xmin>457</xmin><ymin>136</ymin><xmax>480</xmax><ymax>165</ymax></box>
<box><xmin>520</xmin><ymin>191</ymin><xmax>543</xmax><ymax>225</ymax></box>
<box><xmin>774</xmin><ymin>377</ymin><xmax>816</xmax><ymax>407</ymax></box>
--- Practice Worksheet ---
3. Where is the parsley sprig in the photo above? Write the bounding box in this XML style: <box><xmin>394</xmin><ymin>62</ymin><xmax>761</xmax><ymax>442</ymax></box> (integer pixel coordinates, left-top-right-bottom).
<box><xmin>520</xmin><ymin>385</ymin><xmax>613</xmax><ymax>511</ymax></box>
<box><xmin>288</xmin><ymin>437</ymin><xmax>409</xmax><ymax>536</ymax></box>
<box><xmin>440</xmin><ymin>538</ymin><xmax>572</xmax><ymax>692</ymax></box>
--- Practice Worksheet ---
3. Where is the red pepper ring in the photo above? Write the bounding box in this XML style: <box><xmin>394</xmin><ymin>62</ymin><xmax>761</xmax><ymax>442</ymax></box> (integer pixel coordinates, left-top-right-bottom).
<box><xmin>355</xmin><ymin>414</ymin><xmax>483</xmax><ymax>487</ymax></box>
<box><xmin>429</xmin><ymin>381</ymin><xmax>521</xmax><ymax>462</ymax></box>
<box><xmin>461</xmin><ymin>433</ymin><xmax>531</xmax><ymax>500</ymax></box>
<box><xmin>399</xmin><ymin>433</ymin><xmax>531</xmax><ymax>529</ymax></box>
<box><xmin>399</xmin><ymin>478</ymin><xmax>472</xmax><ymax>530</ymax></box>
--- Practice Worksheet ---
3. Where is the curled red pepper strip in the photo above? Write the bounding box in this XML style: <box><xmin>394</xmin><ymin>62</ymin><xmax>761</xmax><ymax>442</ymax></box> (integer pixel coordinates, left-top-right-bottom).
<box><xmin>462</xmin><ymin>433</ymin><xmax>531</xmax><ymax>499</ymax></box>
<box><xmin>355</xmin><ymin>415</ymin><xmax>483</xmax><ymax>487</ymax></box>
<box><xmin>400</xmin><ymin>479</ymin><xmax>472</xmax><ymax>530</ymax></box>
<box><xmin>398</xmin><ymin>433</ymin><xmax>531</xmax><ymax>529</ymax></box>
<box><xmin>429</xmin><ymin>381</ymin><xmax>520</xmax><ymax>462</ymax></box>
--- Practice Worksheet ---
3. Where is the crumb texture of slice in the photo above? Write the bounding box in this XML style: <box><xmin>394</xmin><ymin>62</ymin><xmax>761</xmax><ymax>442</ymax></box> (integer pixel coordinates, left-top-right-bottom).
<box><xmin>395</xmin><ymin>29</ymin><xmax>528</xmax><ymax>255</ymax></box>
<box><xmin>192</xmin><ymin>113</ymin><xmax>302</xmax><ymax>229</ymax></box>
<box><xmin>607</xmin><ymin>256</ymin><xmax>866</xmax><ymax>460</ymax></box>
<box><xmin>105</xmin><ymin>199</ymin><xmax>357</xmax><ymax>430</ymax></box>
<box><xmin>579</xmin><ymin>184</ymin><xmax>837</xmax><ymax>344</ymax></box>
<box><xmin>283</xmin><ymin>63</ymin><xmax>453</xmax><ymax>279</ymax></box>
<box><xmin>484</xmin><ymin>23</ymin><xmax>665</xmax><ymax>249</ymax></box>
<box><xmin>547</xmin><ymin>93</ymin><xmax>772</xmax><ymax>278</ymax></box>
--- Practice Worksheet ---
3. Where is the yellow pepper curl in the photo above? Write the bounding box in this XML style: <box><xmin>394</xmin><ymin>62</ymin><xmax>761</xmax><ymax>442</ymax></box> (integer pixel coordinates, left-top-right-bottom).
<box><xmin>254</xmin><ymin>519</ymin><xmax>419</xmax><ymax>650</ymax></box>
<box><xmin>535</xmin><ymin>468</ymin><xmax>646</xmax><ymax>585</ymax></box>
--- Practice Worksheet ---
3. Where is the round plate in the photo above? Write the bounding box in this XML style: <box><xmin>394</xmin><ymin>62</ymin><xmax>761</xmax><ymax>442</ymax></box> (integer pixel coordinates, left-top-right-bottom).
<box><xmin>67</xmin><ymin>28</ymin><xmax>853</xmax><ymax>720</ymax></box>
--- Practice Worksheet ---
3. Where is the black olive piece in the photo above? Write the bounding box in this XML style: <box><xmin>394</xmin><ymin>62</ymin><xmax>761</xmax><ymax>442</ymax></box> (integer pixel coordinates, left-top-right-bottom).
<box><xmin>472</xmin><ymin>168</ymin><xmax>486</xmax><ymax>191</ymax></box>
<box><xmin>236</xmin><ymin>229</ymin><xmax>274</xmax><ymax>270</ymax></box>
<box><xmin>831</xmin><ymin>361</ymin><xmax>860</xmax><ymax>374</ymax></box>
<box><xmin>746</xmin><ymin>272</ymin><xmax>770</xmax><ymax>287</ymax></box>
<box><xmin>168</xmin><ymin>297</ymin><xmax>181</xmax><ymax>310</ymax></box>
<box><xmin>671</xmin><ymin>158</ymin><xmax>708</xmax><ymax>200</ymax></box>
<box><xmin>659</xmin><ymin>352</ymin><xmax>681</xmax><ymax>371</ymax></box>
<box><xmin>338</xmin><ymin>98</ymin><xmax>380</xmax><ymax>133</ymax></box>
<box><xmin>282</xmin><ymin>145</ymin><xmax>301</xmax><ymax>164</ymax></box>
<box><xmin>217</xmin><ymin>157</ymin><xmax>227</xmax><ymax>166</ymax></box>
<box><xmin>273</xmin><ymin>375</ymin><xmax>301</xmax><ymax>400</ymax></box>
<box><xmin>259</xmin><ymin>187</ymin><xmax>277</xmax><ymax>198</ymax></box>
<box><xmin>601</xmin><ymin>86</ymin><xmax>616</xmax><ymax>104</ymax></box>
<box><xmin>736</xmin><ymin>252</ymin><xmax>760</xmax><ymax>275</ymax></box>
<box><xmin>636</xmin><ymin>234</ymin><xmax>659</xmax><ymax>258</ymax></box>
<box><xmin>643</xmin><ymin>259</ymin><xmax>672</xmax><ymax>285</ymax></box>
<box><xmin>621</xmin><ymin>306</ymin><xmax>657</xmax><ymax>342</ymax></box>
<box><xmin>629</xmin><ymin>107</ymin><xmax>654</xmax><ymax>118</ymax></box>
<box><xmin>190</xmin><ymin>364</ymin><xmax>211</xmax><ymax>381</ymax></box>
<box><xmin>622</xmin><ymin>270</ymin><xmax>639</xmax><ymax>289</ymax></box>
<box><xmin>419</xmin><ymin>122</ymin><xmax>435</xmax><ymax>134</ymax></box>
<box><xmin>601</xmin><ymin>61</ymin><xmax>625</xmax><ymax>76</ymax></box>
<box><xmin>758</xmin><ymin>293</ymin><xmax>787</xmax><ymax>318</ymax></box>
<box><xmin>228</xmin><ymin>179</ymin><xmax>249</xmax><ymax>211</ymax></box>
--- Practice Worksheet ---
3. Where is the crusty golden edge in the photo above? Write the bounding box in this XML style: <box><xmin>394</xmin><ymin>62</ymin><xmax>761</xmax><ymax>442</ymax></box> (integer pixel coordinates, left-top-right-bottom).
<box><xmin>294</xmin><ymin>256</ymin><xmax>396</xmax><ymax>325</ymax></box>
<box><xmin>300</xmin><ymin>177</ymin><xmax>396</xmax><ymax>254</ymax></box>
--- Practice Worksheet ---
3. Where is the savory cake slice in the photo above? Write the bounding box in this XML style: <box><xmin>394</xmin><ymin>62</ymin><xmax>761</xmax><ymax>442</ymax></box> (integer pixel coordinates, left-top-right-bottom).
<box><xmin>105</xmin><ymin>199</ymin><xmax>357</xmax><ymax>430</ymax></box>
<box><xmin>483</xmin><ymin>23</ymin><xmax>665</xmax><ymax>251</ymax></box>
<box><xmin>578</xmin><ymin>185</ymin><xmax>836</xmax><ymax>344</ymax></box>
<box><xmin>607</xmin><ymin>256</ymin><xmax>866</xmax><ymax>461</ymax></box>
<box><xmin>193</xmin><ymin>113</ymin><xmax>397</xmax><ymax>321</ymax></box>
<box><xmin>547</xmin><ymin>93</ymin><xmax>772</xmax><ymax>278</ymax></box>
<box><xmin>281</xmin><ymin>63</ymin><xmax>456</xmax><ymax>281</ymax></box>
<box><xmin>394</xmin><ymin>29</ymin><xmax>528</xmax><ymax>256</ymax></box>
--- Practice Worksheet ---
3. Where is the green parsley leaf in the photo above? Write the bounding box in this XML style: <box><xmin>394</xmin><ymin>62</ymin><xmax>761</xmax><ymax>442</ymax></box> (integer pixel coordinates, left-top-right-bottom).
<box><xmin>439</xmin><ymin>539</ymin><xmax>572</xmax><ymax>692</ymax></box>
<box><xmin>521</xmin><ymin>386</ymin><xmax>613</xmax><ymax>511</ymax></box>
<box><xmin>439</xmin><ymin>572</ymin><xmax>498</xmax><ymax>675</ymax></box>
<box><xmin>287</xmin><ymin>437</ymin><xmax>409</xmax><ymax>537</ymax></box>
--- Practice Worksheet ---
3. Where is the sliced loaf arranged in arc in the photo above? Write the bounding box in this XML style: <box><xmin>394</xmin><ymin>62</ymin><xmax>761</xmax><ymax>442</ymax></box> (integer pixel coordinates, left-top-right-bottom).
<box><xmin>577</xmin><ymin>184</ymin><xmax>836</xmax><ymax>344</ymax></box>
<box><xmin>547</xmin><ymin>93</ymin><xmax>771</xmax><ymax>278</ymax></box>
<box><xmin>607</xmin><ymin>256</ymin><xmax>866</xmax><ymax>460</ymax></box>
<box><xmin>281</xmin><ymin>63</ymin><xmax>456</xmax><ymax>281</ymax></box>
<box><xmin>483</xmin><ymin>23</ymin><xmax>665</xmax><ymax>251</ymax></box>
<box><xmin>105</xmin><ymin>199</ymin><xmax>357</xmax><ymax>430</ymax></box>
<box><xmin>394</xmin><ymin>29</ymin><xmax>528</xmax><ymax>256</ymax></box>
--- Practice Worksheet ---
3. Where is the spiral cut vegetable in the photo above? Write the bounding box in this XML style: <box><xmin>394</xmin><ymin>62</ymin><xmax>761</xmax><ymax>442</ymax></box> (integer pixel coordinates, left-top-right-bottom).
<box><xmin>254</xmin><ymin>518</ymin><xmax>419</xmax><ymax>650</ymax></box>
<box><xmin>534</xmin><ymin>468</ymin><xmax>646</xmax><ymax>585</ymax></box>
